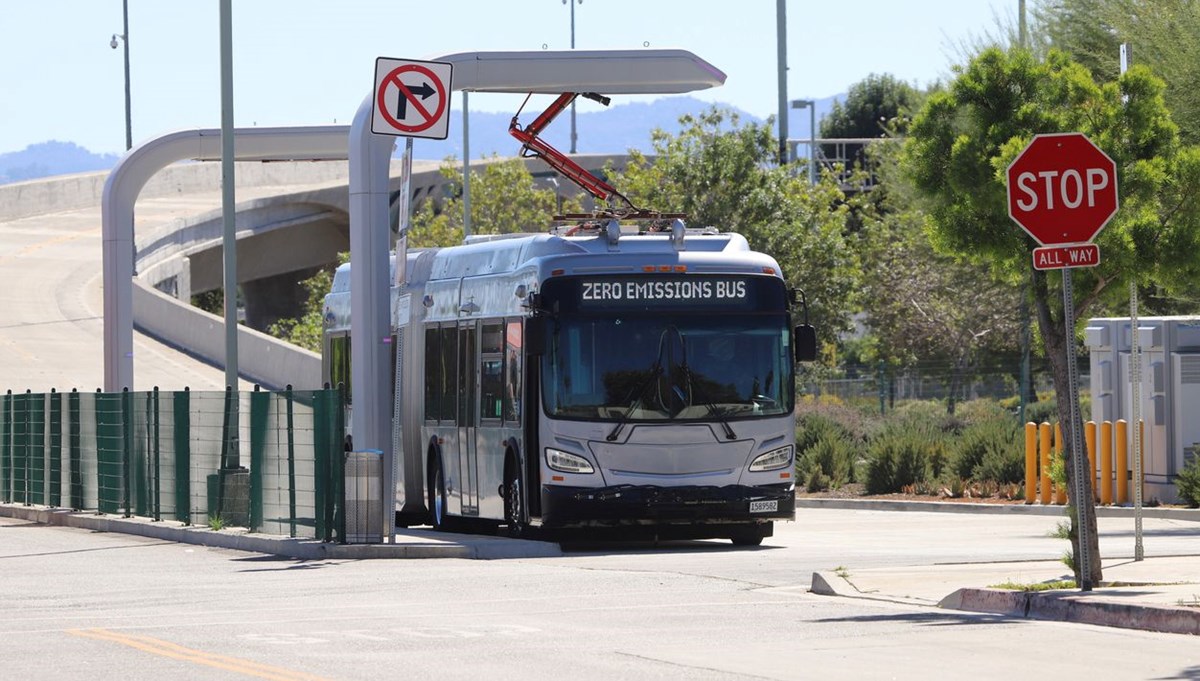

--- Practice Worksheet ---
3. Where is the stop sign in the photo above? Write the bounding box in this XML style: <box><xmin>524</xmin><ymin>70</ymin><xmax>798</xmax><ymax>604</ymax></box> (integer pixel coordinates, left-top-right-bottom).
<box><xmin>1006</xmin><ymin>132</ymin><xmax>1119</xmax><ymax>246</ymax></box>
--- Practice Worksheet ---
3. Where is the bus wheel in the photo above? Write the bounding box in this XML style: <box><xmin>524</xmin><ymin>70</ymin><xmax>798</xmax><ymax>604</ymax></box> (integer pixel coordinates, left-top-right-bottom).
<box><xmin>428</xmin><ymin>456</ymin><xmax>449</xmax><ymax>531</ymax></box>
<box><xmin>729</xmin><ymin>527</ymin><xmax>765</xmax><ymax>547</ymax></box>
<box><xmin>504</xmin><ymin>463</ymin><xmax>525</xmax><ymax>538</ymax></box>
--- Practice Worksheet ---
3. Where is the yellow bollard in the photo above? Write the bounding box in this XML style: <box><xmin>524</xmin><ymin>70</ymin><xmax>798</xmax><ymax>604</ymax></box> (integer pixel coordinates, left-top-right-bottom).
<box><xmin>1115</xmin><ymin>419</ymin><xmax>1128</xmax><ymax>504</ymax></box>
<box><xmin>1138</xmin><ymin>420</ymin><xmax>1146</xmax><ymax>503</ymax></box>
<box><xmin>1025</xmin><ymin>423</ymin><xmax>1037</xmax><ymax>504</ymax></box>
<box><xmin>1054</xmin><ymin>423</ymin><xmax>1067</xmax><ymax>505</ymax></box>
<box><xmin>1085</xmin><ymin>420</ymin><xmax>1097</xmax><ymax>501</ymax></box>
<box><xmin>1100</xmin><ymin>420</ymin><xmax>1113</xmax><ymax>505</ymax></box>
<box><xmin>1039</xmin><ymin>422</ymin><xmax>1052</xmax><ymax>505</ymax></box>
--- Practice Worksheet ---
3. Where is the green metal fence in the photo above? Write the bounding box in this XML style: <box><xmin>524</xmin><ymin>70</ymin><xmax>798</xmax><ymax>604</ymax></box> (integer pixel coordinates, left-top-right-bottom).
<box><xmin>0</xmin><ymin>387</ymin><xmax>346</xmax><ymax>542</ymax></box>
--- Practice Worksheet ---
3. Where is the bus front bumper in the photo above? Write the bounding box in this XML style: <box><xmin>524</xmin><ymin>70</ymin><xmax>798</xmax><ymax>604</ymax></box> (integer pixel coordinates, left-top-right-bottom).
<box><xmin>539</xmin><ymin>483</ymin><xmax>794</xmax><ymax>529</ymax></box>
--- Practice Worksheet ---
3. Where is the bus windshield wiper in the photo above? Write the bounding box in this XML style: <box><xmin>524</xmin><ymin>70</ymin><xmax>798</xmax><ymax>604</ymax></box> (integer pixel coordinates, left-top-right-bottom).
<box><xmin>679</xmin><ymin>361</ymin><xmax>736</xmax><ymax>440</ymax></box>
<box><xmin>608</xmin><ymin>329</ymin><xmax>674</xmax><ymax>442</ymax></box>
<box><xmin>606</xmin><ymin>363</ymin><xmax>662</xmax><ymax>442</ymax></box>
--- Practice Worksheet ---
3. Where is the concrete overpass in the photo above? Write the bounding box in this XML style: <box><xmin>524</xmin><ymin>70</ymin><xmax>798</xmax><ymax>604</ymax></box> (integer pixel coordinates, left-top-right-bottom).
<box><xmin>0</xmin><ymin>153</ymin><xmax>627</xmax><ymax>392</ymax></box>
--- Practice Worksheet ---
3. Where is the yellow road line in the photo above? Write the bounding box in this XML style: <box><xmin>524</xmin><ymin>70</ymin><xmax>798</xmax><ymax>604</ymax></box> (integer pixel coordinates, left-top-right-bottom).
<box><xmin>67</xmin><ymin>628</ymin><xmax>334</xmax><ymax>681</ymax></box>
<box><xmin>0</xmin><ymin>230</ymin><xmax>96</xmax><ymax>264</ymax></box>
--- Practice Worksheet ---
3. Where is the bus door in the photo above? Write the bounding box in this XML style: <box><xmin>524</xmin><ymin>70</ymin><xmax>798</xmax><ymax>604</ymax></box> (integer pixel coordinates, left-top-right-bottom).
<box><xmin>457</xmin><ymin>321</ymin><xmax>479</xmax><ymax>515</ymax></box>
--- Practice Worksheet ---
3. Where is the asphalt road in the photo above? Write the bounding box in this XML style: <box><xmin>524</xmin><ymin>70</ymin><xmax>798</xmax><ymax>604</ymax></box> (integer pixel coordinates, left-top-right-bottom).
<box><xmin>3</xmin><ymin>509</ymin><xmax>1197</xmax><ymax>680</ymax></box>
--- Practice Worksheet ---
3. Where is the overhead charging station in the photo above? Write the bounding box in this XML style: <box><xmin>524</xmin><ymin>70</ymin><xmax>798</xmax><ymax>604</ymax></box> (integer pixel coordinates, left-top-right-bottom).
<box><xmin>101</xmin><ymin>50</ymin><xmax>727</xmax><ymax>530</ymax></box>
<box><xmin>347</xmin><ymin>49</ymin><xmax>727</xmax><ymax>503</ymax></box>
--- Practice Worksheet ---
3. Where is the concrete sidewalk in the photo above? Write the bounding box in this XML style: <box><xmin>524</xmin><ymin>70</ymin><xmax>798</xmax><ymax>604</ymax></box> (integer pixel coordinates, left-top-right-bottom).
<box><xmin>0</xmin><ymin>503</ymin><xmax>563</xmax><ymax>560</ymax></box>
<box><xmin>801</xmin><ymin>498</ymin><xmax>1200</xmax><ymax>637</ymax></box>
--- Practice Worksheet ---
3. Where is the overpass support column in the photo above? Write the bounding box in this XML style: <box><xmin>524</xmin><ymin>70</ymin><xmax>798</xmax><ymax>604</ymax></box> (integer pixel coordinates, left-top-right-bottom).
<box><xmin>241</xmin><ymin>268</ymin><xmax>320</xmax><ymax>333</ymax></box>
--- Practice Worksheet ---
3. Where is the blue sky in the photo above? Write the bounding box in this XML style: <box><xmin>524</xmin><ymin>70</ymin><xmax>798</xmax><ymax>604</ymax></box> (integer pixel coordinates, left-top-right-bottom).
<box><xmin>0</xmin><ymin>1</ymin><xmax>1013</xmax><ymax>156</ymax></box>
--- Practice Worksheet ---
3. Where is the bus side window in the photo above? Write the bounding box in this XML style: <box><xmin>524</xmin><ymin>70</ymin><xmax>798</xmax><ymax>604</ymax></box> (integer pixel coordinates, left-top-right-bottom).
<box><xmin>504</xmin><ymin>320</ymin><xmax>522</xmax><ymax>423</ymax></box>
<box><xmin>424</xmin><ymin>327</ymin><xmax>441</xmax><ymax>421</ymax></box>
<box><xmin>480</xmin><ymin>323</ymin><xmax>504</xmax><ymax>421</ymax></box>
<box><xmin>440</xmin><ymin>326</ymin><xmax>458</xmax><ymax>423</ymax></box>
<box><xmin>330</xmin><ymin>334</ymin><xmax>351</xmax><ymax>403</ymax></box>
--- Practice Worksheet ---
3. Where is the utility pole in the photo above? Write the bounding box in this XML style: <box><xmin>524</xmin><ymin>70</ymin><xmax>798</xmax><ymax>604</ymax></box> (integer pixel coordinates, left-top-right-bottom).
<box><xmin>775</xmin><ymin>0</ymin><xmax>788</xmax><ymax>166</ymax></box>
<box><xmin>219</xmin><ymin>0</ymin><xmax>239</xmax><ymax>396</ymax></box>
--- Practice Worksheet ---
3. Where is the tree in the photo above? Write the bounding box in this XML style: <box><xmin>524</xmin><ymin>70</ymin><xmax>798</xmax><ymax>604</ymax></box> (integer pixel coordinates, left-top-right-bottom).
<box><xmin>857</xmin><ymin>140</ymin><xmax>1023</xmax><ymax>412</ymax></box>
<box><xmin>408</xmin><ymin>156</ymin><xmax>583</xmax><ymax>247</ymax></box>
<box><xmin>821</xmin><ymin>73</ymin><xmax>923</xmax><ymax>139</ymax></box>
<box><xmin>609</xmin><ymin>107</ymin><xmax>861</xmax><ymax>351</ymax></box>
<box><xmin>819</xmin><ymin>74</ymin><xmax>923</xmax><ymax>173</ymax></box>
<box><xmin>903</xmin><ymin>47</ymin><xmax>1200</xmax><ymax>585</ymax></box>
<box><xmin>1037</xmin><ymin>0</ymin><xmax>1200</xmax><ymax>143</ymax></box>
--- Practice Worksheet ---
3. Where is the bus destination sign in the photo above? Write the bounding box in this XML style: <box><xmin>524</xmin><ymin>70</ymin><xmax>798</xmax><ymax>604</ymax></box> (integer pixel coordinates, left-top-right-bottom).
<box><xmin>577</xmin><ymin>276</ymin><xmax>754</xmax><ymax>309</ymax></box>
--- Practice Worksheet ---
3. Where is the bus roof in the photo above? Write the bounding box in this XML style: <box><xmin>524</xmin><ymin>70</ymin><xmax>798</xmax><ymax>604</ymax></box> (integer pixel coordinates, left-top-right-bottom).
<box><xmin>330</xmin><ymin>229</ymin><xmax>784</xmax><ymax>293</ymax></box>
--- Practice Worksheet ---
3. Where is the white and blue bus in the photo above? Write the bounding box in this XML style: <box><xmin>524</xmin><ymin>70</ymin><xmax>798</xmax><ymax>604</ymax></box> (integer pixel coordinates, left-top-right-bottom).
<box><xmin>323</xmin><ymin>220</ymin><xmax>816</xmax><ymax>544</ymax></box>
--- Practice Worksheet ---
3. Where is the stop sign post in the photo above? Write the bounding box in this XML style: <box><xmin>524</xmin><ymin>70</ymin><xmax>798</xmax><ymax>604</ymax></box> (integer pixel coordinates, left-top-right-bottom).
<box><xmin>1006</xmin><ymin>132</ymin><xmax>1119</xmax><ymax>592</ymax></box>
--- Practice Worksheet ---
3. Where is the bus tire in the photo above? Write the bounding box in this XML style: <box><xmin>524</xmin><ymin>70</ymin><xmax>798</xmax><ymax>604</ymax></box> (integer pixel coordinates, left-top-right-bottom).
<box><xmin>504</xmin><ymin>455</ymin><xmax>526</xmax><ymax>538</ymax></box>
<box><xmin>730</xmin><ymin>526</ymin><xmax>766</xmax><ymax>546</ymax></box>
<box><xmin>427</xmin><ymin>455</ymin><xmax>450</xmax><ymax>532</ymax></box>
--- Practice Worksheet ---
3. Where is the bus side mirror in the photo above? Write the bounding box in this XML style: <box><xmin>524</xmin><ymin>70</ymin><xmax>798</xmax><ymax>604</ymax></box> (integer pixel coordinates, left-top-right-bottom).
<box><xmin>794</xmin><ymin>325</ymin><xmax>817</xmax><ymax>363</ymax></box>
<box><xmin>526</xmin><ymin>316</ymin><xmax>547</xmax><ymax>356</ymax></box>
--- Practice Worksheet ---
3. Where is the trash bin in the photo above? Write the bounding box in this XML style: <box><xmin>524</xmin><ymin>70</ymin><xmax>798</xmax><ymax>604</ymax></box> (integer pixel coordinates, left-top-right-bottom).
<box><xmin>344</xmin><ymin>449</ymin><xmax>383</xmax><ymax>543</ymax></box>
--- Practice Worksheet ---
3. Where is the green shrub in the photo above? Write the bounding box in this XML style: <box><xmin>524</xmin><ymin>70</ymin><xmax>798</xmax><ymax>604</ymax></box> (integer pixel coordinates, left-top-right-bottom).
<box><xmin>796</xmin><ymin>413</ymin><xmax>849</xmax><ymax>455</ymax></box>
<box><xmin>974</xmin><ymin>432</ymin><xmax>1026</xmax><ymax>484</ymax></box>
<box><xmin>796</xmin><ymin>399</ymin><xmax>879</xmax><ymax>448</ymax></box>
<box><xmin>957</xmin><ymin>399</ymin><xmax>1012</xmax><ymax>425</ymax></box>
<box><xmin>892</xmin><ymin>400</ymin><xmax>945</xmax><ymax>423</ymax></box>
<box><xmin>804</xmin><ymin>467</ymin><xmax>833</xmax><ymax>493</ymax></box>
<box><xmin>927</xmin><ymin>437</ymin><xmax>951</xmax><ymax>479</ymax></box>
<box><xmin>865</xmin><ymin>442</ymin><xmax>898</xmax><ymax>494</ymax></box>
<box><xmin>892</xmin><ymin>400</ymin><xmax>964</xmax><ymax>435</ymax></box>
<box><xmin>1024</xmin><ymin>399</ymin><xmax>1058</xmax><ymax>426</ymax></box>
<box><xmin>953</xmin><ymin>418</ymin><xmax>1022</xmax><ymax>482</ymax></box>
<box><xmin>798</xmin><ymin>433</ymin><xmax>856</xmax><ymax>489</ymax></box>
<box><xmin>865</xmin><ymin>421</ymin><xmax>939</xmax><ymax>494</ymax></box>
<box><xmin>1021</xmin><ymin>393</ymin><xmax>1089</xmax><ymax>425</ymax></box>
<box><xmin>952</xmin><ymin>426</ymin><xmax>990</xmax><ymax>481</ymax></box>
<box><xmin>1176</xmin><ymin>454</ymin><xmax>1200</xmax><ymax>508</ymax></box>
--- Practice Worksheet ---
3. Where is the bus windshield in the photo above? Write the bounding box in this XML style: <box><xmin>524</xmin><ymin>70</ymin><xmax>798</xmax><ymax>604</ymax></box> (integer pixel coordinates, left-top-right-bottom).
<box><xmin>542</xmin><ymin>313</ymin><xmax>794</xmax><ymax>422</ymax></box>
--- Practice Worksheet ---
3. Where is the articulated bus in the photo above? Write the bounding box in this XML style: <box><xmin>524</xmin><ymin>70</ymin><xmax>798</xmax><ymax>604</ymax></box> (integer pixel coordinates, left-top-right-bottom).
<box><xmin>323</xmin><ymin>221</ymin><xmax>816</xmax><ymax>544</ymax></box>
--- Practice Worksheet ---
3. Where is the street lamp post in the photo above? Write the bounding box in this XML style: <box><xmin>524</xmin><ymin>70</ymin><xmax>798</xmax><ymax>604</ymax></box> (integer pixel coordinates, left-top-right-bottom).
<box><xmin>463</xmin><ymin>90</ymin><xmax>471</xmax><ymax>238</ymax></box>
<box><xmin>110</xmin><ymin>0</ymin><xmax>132</xmax><ymax>151</ymax></box>
<box><xmin>563</xmin><ymin>0</ymin><xmax>581</xmax><ymax>154</ymax></box>
<box><xmin>111</xmin><ymin>0</ymin><xmax>134</xmax><ymax>279</ymax></box>
<box><xmin>790</xmin><ymin>99</ymin><xmax>816</xmax><ymax>185</ymax></box>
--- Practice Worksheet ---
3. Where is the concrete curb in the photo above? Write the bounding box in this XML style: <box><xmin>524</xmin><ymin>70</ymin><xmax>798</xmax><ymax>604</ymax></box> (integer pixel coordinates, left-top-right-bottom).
<box><xmin>809</xmin><ymin>570</ymin><xmax>933</xmax><ymax>607</ymax></box>
<box><xmin>816</xmin><ymin>567</ymin><xmax>1200</xmax><ymax>636</ymax></box>
<box><xmin>942</xmin><ymin>588</ymin><xmax>1200</xmax><ymax>636</ymax></box>
<box><xmin>795</xmin><ymin>497</ymin><xmax>1200</xmax><ymax>521</ymax></box>
<box><xmin>0</xmin><ymin>504</ymin><xmax>562</xmax><ymax>560</ymax></box>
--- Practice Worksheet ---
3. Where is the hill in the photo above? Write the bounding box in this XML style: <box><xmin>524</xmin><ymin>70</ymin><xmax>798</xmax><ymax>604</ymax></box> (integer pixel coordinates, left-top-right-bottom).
<box><xmin>0</xmin><ymin>95</ymin><xmax>837</xmax><ymax>183</ymax></box>
<box><xmin>0</xmin><ymin>141</ymin><xmax>120</xmax><ymax>184</ymax></box>
<box><xmin>412</xmin><ymin>94</ymin><xmax>836</xmax><ymax>161</ymax></box>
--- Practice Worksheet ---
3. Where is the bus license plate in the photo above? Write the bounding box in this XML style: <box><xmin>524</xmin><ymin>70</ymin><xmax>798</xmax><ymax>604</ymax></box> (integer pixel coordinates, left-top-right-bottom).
<box><xmin>749</xmin><ymin>499</ymin><xmax>778</xmax><ymax>514</ymax></box>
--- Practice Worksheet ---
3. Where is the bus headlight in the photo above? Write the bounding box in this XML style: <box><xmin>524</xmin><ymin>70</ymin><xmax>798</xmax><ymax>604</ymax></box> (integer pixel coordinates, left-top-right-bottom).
<box><xmin>545</xmin><ymin>448</ymin><xmax>595</xmax><ymax>474</ymax></box>
<box><xmin>748</xmin><ymin>445</ymin><xmax>793</xmax><ymax>472</ymax></box>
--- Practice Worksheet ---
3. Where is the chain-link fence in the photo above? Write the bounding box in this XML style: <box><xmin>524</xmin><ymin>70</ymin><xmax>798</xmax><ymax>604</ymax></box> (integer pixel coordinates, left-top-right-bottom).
<box><xmin>801</xmin><ymin>361</ymin><xmax>1078</xmax><ymax>417</ymax></box>
<box><xmin>0</xmin><ymin>387</ymin><xmax>345</xmax><ymax>541</ymax></box>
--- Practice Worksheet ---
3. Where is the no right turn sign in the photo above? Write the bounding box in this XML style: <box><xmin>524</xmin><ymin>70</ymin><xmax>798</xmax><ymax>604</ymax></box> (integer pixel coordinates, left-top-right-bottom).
<box><xmin>371</xmin><ymin>57</ymin><xmax>452</xmax><ymax>139</ymax></box>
